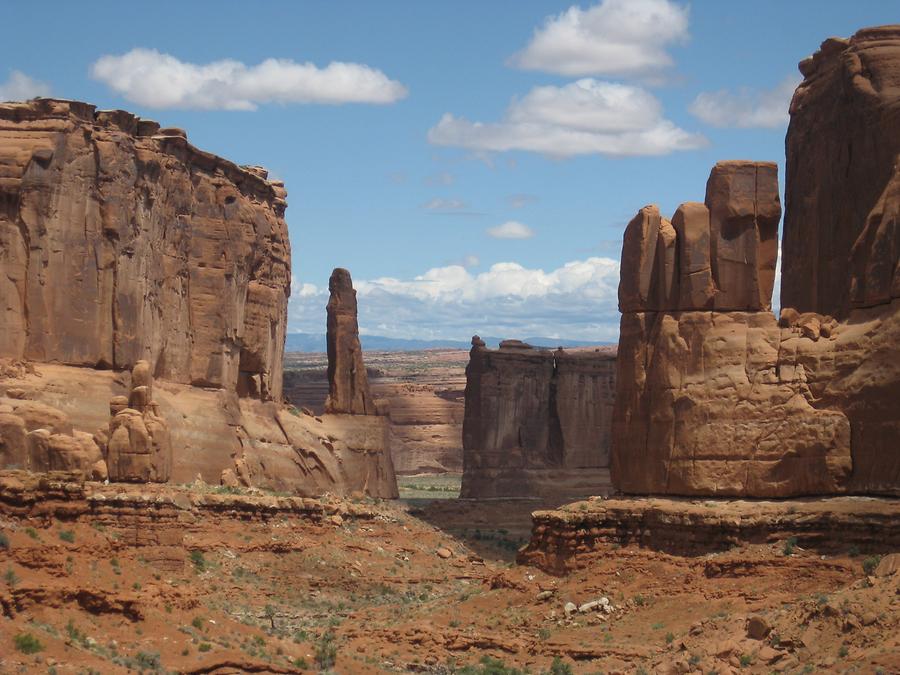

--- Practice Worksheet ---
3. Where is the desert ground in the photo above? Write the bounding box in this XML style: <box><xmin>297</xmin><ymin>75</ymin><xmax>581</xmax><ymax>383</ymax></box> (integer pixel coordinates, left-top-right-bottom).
<box><xmin>2</xmin><ymin>472</ymin><xmax>898</xmax><ymax>674</ymax></box>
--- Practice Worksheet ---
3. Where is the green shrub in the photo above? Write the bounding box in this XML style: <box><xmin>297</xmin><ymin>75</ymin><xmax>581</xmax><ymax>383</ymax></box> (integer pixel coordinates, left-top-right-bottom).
<box><xmin>315</xmin><ymin>630</ymin><xmax>337</xmax><ymax>670</ymax></box>
<box><xmin>4</xmin><ymin>566</ymin><xmax>19</xmax><ymax>586</ymax></box>
<box><xmin>783</xmin><ymin>536</ymin><xmax>798</xmax><ymax>556</ymax></box>
<box><xmin>24</xmin><ymin>527</ymin><xmax>38</xmax><ymax>540</ymax></box>
<box><xmin>665</xmin><ymin>631</ymin><xmax>675</xmax><ymax>644</ymax></box>
<box><xmin>0</xmin><ymin>532</ymin><xmax>9</xmax><ymax>549</ymax></box>
<box><xmin>134</xmin><ymin>651</ymin><xmax>161</xmax><ymax>669</ymax></box>
<box><xmin>862</xmin><ymin>556</ymin><xmax>881</xmax><ymax>575</ymax></box>
<box><xmin>14</xmin><ymin>632</ymin><xmax>44</xmax><ymax>654</ymax></box>
<box><xmin>198</xmin><ymin>642</ymin><xmax>212</xmax><ymax>652</ymax></box>
<box><xmin>192</xmin><ymin>616</ymin><xmax>205</xmax><ymax>630</ymax></box>
<box><xmin>190</xmin><ymin>550</ymin><xmax>207</xmax><ymax>572</ymax></box>
<box><xmin>58</xmin><ymin>530</ymin><xmax>75</xmax><ymax>543</ymax></box>
<box><xmin>548</xmin><ymin>656</ymin><xmax>573</xmax><ymax>675</ymax></box>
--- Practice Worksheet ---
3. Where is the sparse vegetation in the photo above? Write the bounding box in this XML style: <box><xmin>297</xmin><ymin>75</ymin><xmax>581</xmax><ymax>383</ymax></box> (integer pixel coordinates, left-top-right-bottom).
<box><xmin>190</xmin><ymin>549</ymin><xmax>207</xmax><ymax>572</ymax></box>
<box><xmin>14</xmin><ymin>632</ymin><xmax>44</xmax><ymax>654</ymax></box>
<box><xmin>0</xmin><ymin>531</ymin><xmax>9</xmax><ymax>549</ymax></box>
<box><xmin>58</xmin><ymin>529</ymin><xmax>75</xmax><ymax>543</ymax></box>
<box><xmin>4</xmin><ymin>566</ymin><xmax>19</xmax><ymax>586</ymax></box>
<box><xmin>862</xmin><ymin>555</ymin><xmax>881</xmax><ymax>575</ymax></box>
<box><xmin>315</xmin><ymin>629</ymin><xmax>338</xmax><ymax>670</ymax></box>
<box><xmin>783</xmin><ymin>536</ymin><xmax>798</xmax><ymax>556</ymax></box>
<box><xmin>24</xmin><ymin>527</ymin><xmax>39</xmax><ymax>540</ymax></box>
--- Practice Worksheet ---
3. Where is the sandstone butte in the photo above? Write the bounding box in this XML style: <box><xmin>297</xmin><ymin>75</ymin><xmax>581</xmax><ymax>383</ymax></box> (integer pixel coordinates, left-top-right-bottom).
<box><xmin>611</xmin><ymin>26</ymin><xmax>900</xmax><ymax>498</ymax></box>
<box><xmin>0</xmin><ymin>98</ymin><xmax>397</xmax><ymax>498</ymax></box>
<box><xmin>461</xmin><ymin>337</ymin><xmax>616</xmax><ymax>500</ymax></box>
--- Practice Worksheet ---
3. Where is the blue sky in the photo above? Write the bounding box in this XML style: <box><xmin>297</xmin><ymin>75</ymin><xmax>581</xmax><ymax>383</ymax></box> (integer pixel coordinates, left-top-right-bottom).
<box><xmin>2</xmin><ymin>1</ymin><xmax>896</xmax><ymax>341</ymax></box>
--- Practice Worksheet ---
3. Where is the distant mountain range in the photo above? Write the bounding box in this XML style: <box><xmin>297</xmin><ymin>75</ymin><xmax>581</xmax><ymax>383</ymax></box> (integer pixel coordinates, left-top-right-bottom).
<box><xmin>284</xmin><ymin>332</ymin><xmax>613</xmax><ymax>353</ymax></box>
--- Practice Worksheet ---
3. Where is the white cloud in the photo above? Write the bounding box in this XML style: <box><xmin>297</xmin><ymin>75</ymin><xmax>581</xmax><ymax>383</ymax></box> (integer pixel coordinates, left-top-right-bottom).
<box><xmin>90</xmin><ymin>48</ymin><xmax>407</xmax><ymax>110</ymax></box>
<box><xmin>510</xmin><ymin>0</ymin><xmax>689</xmax><ymax>78</ymax></box>
<box><xmin>488</xmin><ymin>221</ymin><xmax>534</xmax><ymax>239</ymax></box>
<box><xmin>689</xmin><ymin>75</ymin><xmax>801</xmax><ymax>128</ymax></box>
<box><xmin>460</xmin><ymin>255</ymin><xmax>480</xmax><ymax>268</ymax></box>
<box><xmin>288</xmin><ymin>257</ymin><xmax>621</xmax><ymax>341</ymax></box>
<box><xmin>423</xmin><ymin>198</ymin><xmax>468</xmax><ymax>211</ymax></box>
<box><xmin>428</xmin><ymin>78</ymin><xmax>706</xmax><ymax>158</ymax></box>
<box><xmin>0</xmin><ymin>70</ymin><xmax>50</xmax><ymax>102</ymax></box>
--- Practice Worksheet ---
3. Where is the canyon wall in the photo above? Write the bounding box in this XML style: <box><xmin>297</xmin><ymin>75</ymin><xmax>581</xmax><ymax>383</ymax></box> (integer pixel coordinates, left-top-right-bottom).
<box><xmin>611</xmin><ymin>27</ymin><xmax>900</xmax><ymax>497</ymax></box>
<box><xmin>0</xmin><ymin>99</ymin><xmax>397</xmax><ymax>498</ymax></box>
<box><xmin>461</xmin><ymin>338</ymin><xmax>615</xmax><ymax>500</ymax></box>
<box><xmin>0</xmin><ymin>98</ymin><xmax>288</xmax><ymax>400</ymax></box>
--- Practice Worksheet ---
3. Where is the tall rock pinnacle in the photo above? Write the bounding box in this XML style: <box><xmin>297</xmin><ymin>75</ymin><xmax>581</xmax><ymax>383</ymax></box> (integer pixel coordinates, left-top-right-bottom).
<box><xmin>325</xmin><ymin>268</ymin><xmax>375</xmax><ymax>415</ymax></box>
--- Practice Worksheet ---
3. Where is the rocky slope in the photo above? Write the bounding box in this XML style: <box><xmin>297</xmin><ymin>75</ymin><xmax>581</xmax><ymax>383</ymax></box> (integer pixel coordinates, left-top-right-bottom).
<box><xmin>611</xmin><ymin>27</ymin><xmax>900</xmax><ymax>497</ymax></box>
<box><xmin>2</xmin><ymin>471</ymin><xmax>898</xmax><ymax>674</ymax></box>
<box><xmin>0</xmin><ymin>99</ymin><xmax>396</xmax><ymax>498</ymax></box>
<box><xmin>461</xmin><ymin>338</ymin><xmax>615</xmax><ymax>500</ymax></box>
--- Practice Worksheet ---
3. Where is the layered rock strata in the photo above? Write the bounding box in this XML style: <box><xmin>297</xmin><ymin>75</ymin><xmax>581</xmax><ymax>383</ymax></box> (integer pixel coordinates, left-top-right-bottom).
<box><xmin>0</xmin><ymin>98</ymin><xmax>289</xmax><ymax>401</ymax></box>
<box><xmin>0</xmin><ymin>99</ymin><xmax>397</xmax><ymax>498</ymax></box>
<box><xmin>325</xmin><ymin>268</ymin><xmax>375</xmax><ymax>415</ymax></box>
<box><xmin>461</xmin><ymin>338</ymin><xmax>615</xmax><ymax>500</ymax></box>
<box><xmin>611</xmin><ymin>27</ymin><xmax>900</xmax><ymax>497</ymax></box>
<box><xmin>518</xmin><ymin>496</ymin><xmax>900</xmax><ymax>574</ymax></box>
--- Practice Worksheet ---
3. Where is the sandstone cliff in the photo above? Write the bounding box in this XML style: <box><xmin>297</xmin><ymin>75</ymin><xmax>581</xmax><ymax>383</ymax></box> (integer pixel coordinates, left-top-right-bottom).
<box><xmin>461</xmin><ymin>338</ymin><xmax>614</xmax><ymax>500</ymax></box>
<box><xmin>0</xmin><ymin>98</ymin><xmax>288</xmax><ymax>401</ymax></box>
<box><xmin>611</xmin><ymin>26</ymin><xmax>900</xmax><ymax>497</ymax></box>
<box><xmin>0</xmin><ymin>99</ymin><xmax>397</xmax><ymax>498</ymax></box>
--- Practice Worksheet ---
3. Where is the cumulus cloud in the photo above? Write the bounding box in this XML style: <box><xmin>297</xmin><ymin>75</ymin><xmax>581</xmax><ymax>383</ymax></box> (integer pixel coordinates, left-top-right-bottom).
<box><xmin>428</xmin><ymin>78</ymin><xmax>705</xmax><ymax>158</ymax></box>
<box><xmin>90</xmin><ymin>48</ymin><xmax>408</xmax><ymax>110</ymax></box>
<box><xmin>288</xmin><ymin>257</ymin><xmax>621</xmax><ymax>341</ymax></box>
<box><xmin>510</xmin><ymin>0</ymin><xmax>689</xmax><ymax>78</ymax></box>
<box><xmin>487</xmin><ymin>221</ymin><xmax>534</xmax><ymax>239</ymax></box>
<box><xmin>689</xmin><ymin>75</ymin><xmax>801</xmax><ymax>128</ymax></box>
<box><xmin>0</xmin><ymin>70</ymin><xmax>50</xmax><ymax>102</ymax></box>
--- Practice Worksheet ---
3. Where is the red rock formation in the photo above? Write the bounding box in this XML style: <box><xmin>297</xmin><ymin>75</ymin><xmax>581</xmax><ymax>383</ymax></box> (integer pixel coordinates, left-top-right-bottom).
<box><xmin>612</xmin><ymin>26</ymin><xmax>900</xmax><ymax>497</ymax></box>
<box><xmin>102</xmin><ymin>360</ymin><xmax>172</xmax><ymax>483</ymax></box>
<box><xmin>0</xmin><ymin>99</ymin><xmax>289</xmax><ymax>401</ymax></box>
<box><xmin>461</xmin><ymin>337</ymin><xmax>614</xmax><ymax>500</ymax></box>
<box><xmin>325</xmin><ymin>268</ymin><xmax>375</xmax><ymax>415</ymax></box>
<box><xmin>782</xmin><ymin>26</ymin><xmax>900</xmax><ymax>317</ymax></box>
<box><xmin>0</xmin><ymin>100</ymin><xmax>398</xmax><ymax>498</ymax></box>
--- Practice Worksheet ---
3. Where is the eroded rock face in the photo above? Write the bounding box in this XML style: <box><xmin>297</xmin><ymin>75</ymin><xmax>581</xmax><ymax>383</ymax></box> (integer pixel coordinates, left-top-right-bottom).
<box><xmin>0</xmin><ymin>391</ymin><xmax>106</xmax><ymax>481</ymax></box>
<box><xmin>0</xmin><ymin>99</ymin><xmax>290</xmax><ymax>401</ymax></box>
<box><xmin>102</xmin><ymin>360</ymin><xmax>172</xmax><ymax>483</ymax></box>
<box><xmin>461</xmin><ymin>337</ymin><xmax>615</xmax><ymax>500</ymax></box>
<box><xmin>325</xmin><ymin>268</ymin><xmax>375</xmax><ymax>415</ymax></box>
<box><xmin>783</xmin><ymin>26</ymin><xmax>900</xmax><ymax>317</ymax></box>
<box><xmin>0</xmin><ymin>100</ymin><xmax>398</xmax><ymax>498</ymax></box>
<box><xmin>612</xmin><ymin>26</ymin><xmax>900</xmax><ymax>496</ymax></box>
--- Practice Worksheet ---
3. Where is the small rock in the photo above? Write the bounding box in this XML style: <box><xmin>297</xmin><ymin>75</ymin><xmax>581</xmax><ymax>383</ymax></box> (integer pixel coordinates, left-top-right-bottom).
<box><xmin>329</xmin><ymin>514</ymin><xmax>344</xmax><ymax>526</ymax></box>
<box><xmin>564</xmin><ymin>602</ymin><xmax>577</xmax><ymax>616</ymax></box>
<box><xmin>578</xmin><ymin>600</ymin><xmax>600</xmax><ymax>613</ymax></box>
<box><xmin>5</xmin><ymin>388</ymin><xmax>27</xmax><ymax>399</ymax></box>
<box><xmin>536</xmin><ymin>590</ymin><xmax>554</xmax><ymax>601</ymax></box>
<box><xmin>747</xmin><ymin>614</ymin><xmax>771</xmax><ymax>640</ymax></box>
<box><xmin>436</xmin><ymin>547</ymin><xmax>453</xmax><ymax>559</ymax></box>
<box><xmin>861</xmin><ymin>612</ymin><xmax>878</xmax><ymax>626</ymax></box>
